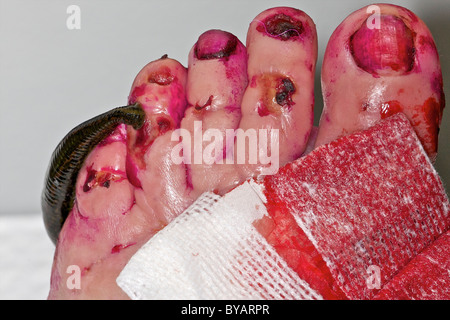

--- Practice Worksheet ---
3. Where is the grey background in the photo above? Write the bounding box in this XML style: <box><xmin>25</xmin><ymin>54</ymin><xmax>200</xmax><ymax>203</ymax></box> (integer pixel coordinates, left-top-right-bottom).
<box><xmin>0</xmin><ymin>0</ymin><xmax>449</xmax><ymax>299</ymax></box>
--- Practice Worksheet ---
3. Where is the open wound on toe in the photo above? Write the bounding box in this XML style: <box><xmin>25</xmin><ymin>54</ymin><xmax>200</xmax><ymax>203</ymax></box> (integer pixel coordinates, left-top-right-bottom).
<box><xmin>256</xmin><ymin>13</ymin><xmax>303</xmax><ymax>40</ymax></box>
<box><xmin>253</xmin><ymin>74</ymin><xmax>296</xmax><ymax>116</ymax></box>
<box><xmin>82</xmin><ymin>165</ymin><xmax>127</xmax><ymax>193</ymax></box>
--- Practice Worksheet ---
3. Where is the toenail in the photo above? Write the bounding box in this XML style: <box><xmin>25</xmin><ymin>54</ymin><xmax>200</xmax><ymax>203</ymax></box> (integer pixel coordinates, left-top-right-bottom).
<box><xmin>350</xmin><ymin>15</ymin><xmax>415</xmax><ymax>76</ymax></box>
<box><xmin>195</xmin><ymin>30</ymin><xmax>238</xmax><ymax>60</ymax></box>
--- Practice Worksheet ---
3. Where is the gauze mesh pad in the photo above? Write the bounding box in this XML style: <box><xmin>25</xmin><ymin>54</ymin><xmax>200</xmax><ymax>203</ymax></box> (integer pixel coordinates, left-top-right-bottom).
<box><xmin>258</xmin><ymin>113</ymin><xmax>449</xmax><ymax>299</ymax></box>
<box><xmin>374</xmin><ymin>230</ymin><xmax>450</xmax><ymax>300</ymax></box>
<box><xmin>116</xmin><ymin>181</ymin><xmax>322</xmax><ymax>300</ymax></box>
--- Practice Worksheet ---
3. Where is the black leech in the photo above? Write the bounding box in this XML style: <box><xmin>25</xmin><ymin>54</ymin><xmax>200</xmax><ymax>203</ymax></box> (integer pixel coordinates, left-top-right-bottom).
<box><xmin>41</xmin><ymin>103</ymin><xmax>145</xmax><ymax>244</ymax></box>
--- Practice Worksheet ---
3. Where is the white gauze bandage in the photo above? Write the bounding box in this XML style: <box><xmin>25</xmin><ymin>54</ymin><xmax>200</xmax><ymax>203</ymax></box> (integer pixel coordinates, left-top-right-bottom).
<box><xmin>116</xmin><ymin>181</ymin><xmax>322</xmax><ymax>300</ymax></box>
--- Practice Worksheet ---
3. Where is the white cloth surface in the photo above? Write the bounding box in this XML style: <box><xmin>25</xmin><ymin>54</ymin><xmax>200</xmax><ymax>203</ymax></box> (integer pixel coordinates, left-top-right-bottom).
<box><xmin>0</xmin><ymin>213</ymin><xmax>54</xmax><ymax>300</ymax></box>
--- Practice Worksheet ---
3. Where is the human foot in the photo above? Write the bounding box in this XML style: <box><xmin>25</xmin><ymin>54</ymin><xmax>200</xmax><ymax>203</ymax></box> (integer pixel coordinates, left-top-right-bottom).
<box><xmin>43</xmin><ymin>4</ymin><xmax>445</xmax><ymax>299</ymax></box>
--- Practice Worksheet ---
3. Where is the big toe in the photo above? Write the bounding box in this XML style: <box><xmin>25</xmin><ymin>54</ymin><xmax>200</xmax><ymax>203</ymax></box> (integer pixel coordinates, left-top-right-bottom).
<box><xmin>315</xmin><ymin>3</ymin><xmax>445</xmax><ymax>162</ymax></box>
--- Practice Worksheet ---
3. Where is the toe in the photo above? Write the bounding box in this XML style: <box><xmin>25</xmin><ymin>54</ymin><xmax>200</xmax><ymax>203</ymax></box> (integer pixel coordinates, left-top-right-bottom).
<box><xmin>180</xmin><ymin>29</ymin><xmax>248</xmax><ymax>196</ymax></box>
<box><xmin>315</xmin><ymin>4</ymin><xmax>445</xmax><ymax>162</ymax></box>
<box><xmin>237</xmin><ymin>7</ymin><xmax>318</xmax><ymax>177</ymax></box>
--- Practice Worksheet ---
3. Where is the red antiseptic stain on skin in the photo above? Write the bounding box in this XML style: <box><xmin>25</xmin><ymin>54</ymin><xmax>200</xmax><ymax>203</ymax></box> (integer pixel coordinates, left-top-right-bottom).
<box><xmin>380</xmin><ymin>100</ymin><xmax>403</xmax><ymax>119</ymax></box>
<box><xmin>128</xmin><ymin>84</ymin><xmax>147</xmax><ymax>105</ymax></box>
<box><xmin>156</xmin><ymin>116</ymin><xmax>172</xmax><ymax>134</ymax></box>
<box><xmin>421</xmin><ymin>97</ymin><xmax>441</xmax><ymax>150</ymax></box>
<box><xmin>379</xmin><ymin>97</ymin><xmax>442</xmax><ymax>159</ymax></box>
<box><xmin>111</xmin><ymin>242</ymin><xmax>136</xmax><ymax>254</ymax></box>
<box><xmin>125</xmin><ymin>154</ymin><xmax>142</xmax><ymax>189</ymax></box>
<box><xmin>417</xmin><ymin>35</ymin><xmax>438</xmax><ymax>56</ymax></box>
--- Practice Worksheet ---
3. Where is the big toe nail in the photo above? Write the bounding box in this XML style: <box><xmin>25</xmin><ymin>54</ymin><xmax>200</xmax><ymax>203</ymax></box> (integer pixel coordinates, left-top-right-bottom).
<box><xmin>350</xmin><ymin>14</ymin><xmax>415</xmax><ymax>76</ymax></box>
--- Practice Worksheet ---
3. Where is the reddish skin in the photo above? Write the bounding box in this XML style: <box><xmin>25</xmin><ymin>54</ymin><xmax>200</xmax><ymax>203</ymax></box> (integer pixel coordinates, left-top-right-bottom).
<box><xmin>380</xmin><ymin>98</ymin><xmax>441</xmax><ymax>153</ymax></box>
<box><xmin>147</xmin><ymin>66</ymin><xmax>174</xmax><ymax>85</ymax></box>
<box><xmin>111</xmin><ymin>243</ymin><xmax>136</xmax><ymax>254</ymax></box>
<box><xmin>126</xmin><ymin>59</ymin><xmax>186</xmax><ymax>187</ymax></box>
<box><xmin>238</xmin><ymin>6</ymin><xmax>317</xmax><ymax>180</ymax></box>
<box><xmin>380</xmin><ymin>100</ymin><xmax>403</xmax><ymax>119</ymax></box>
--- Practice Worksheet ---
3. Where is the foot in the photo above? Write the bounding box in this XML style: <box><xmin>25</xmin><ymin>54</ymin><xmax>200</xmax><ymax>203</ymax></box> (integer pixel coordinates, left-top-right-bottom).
<box><xmin>45</xmin><ymin>4</ymin><xmax>444</xmax><ymax>299</ymax></box>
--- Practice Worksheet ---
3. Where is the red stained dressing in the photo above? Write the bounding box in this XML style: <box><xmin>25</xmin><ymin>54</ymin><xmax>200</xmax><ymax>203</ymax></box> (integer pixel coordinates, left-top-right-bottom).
<box><xmin>257</xmin><ymin>182</ymin><xmax>347</xmax><ymax>300</ymax></box>
<box><xmin>350</xmin><ymin>15</ymin><xmax>415</xmax><ymax>76</ymax></box>
<box><xmin>111</xmin><ymin>242</ymin><xmax>136</xmax><ymax>254</ymax></box>
<box><xmin>257</xmin><ymin>13</ymin><xmax>303</xmax><ymax>40</ymax></box>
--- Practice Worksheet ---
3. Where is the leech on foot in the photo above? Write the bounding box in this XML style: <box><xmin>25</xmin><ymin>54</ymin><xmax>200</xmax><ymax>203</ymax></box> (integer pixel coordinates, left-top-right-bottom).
<box><xmin>42</xmin><ymin>103</ymin><xmax>145</xmax><ymax>244</ymax></box>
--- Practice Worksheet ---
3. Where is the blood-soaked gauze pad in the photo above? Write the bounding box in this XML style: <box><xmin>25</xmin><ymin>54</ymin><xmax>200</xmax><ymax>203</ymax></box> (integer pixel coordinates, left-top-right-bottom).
<box><xmin>117</xmin><ymin>113</ymin><xmax>449</xmax><ymax>300</ymax></box>
<box><xmin>373</xmin><ymin>229</ymin><xmax>450</xmax><ymax>300</ymax></box>
<box><xmin>259</xmin><ymin>113</ymin><xmax>449</xmax><ymax>300</ymax></box>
